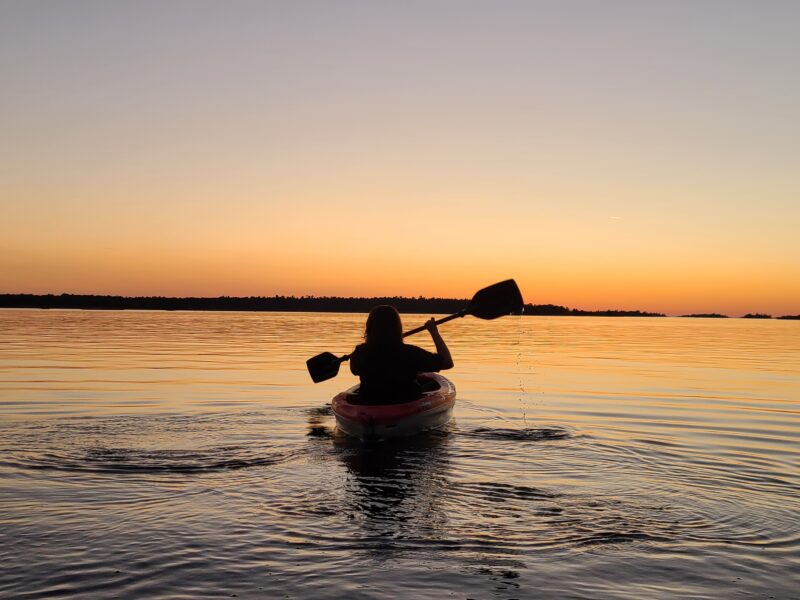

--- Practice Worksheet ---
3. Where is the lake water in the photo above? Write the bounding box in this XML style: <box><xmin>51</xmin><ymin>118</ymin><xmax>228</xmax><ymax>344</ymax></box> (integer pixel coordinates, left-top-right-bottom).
<box><xmin>1</xmin><ymin>309</ymin><xmax>798</xmax><ymax>599</ymax></box>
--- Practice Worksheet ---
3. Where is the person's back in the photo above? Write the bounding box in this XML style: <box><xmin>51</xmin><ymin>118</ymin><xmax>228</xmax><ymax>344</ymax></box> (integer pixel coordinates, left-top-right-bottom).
<box><xmin>350</xmin><ymin>342</ymin><xmax>441</xmax><ymax>403</ymax></box>
<box><xmin>350</xmin><ymin>305</ymin><xmax>453</xmax><ymax>405</ymax></box>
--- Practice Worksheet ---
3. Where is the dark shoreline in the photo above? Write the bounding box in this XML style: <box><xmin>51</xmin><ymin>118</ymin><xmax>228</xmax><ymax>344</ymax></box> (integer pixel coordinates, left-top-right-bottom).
<box><xmin>2</xmin><ymin>293</ymin><xmax>796</xmax><ymax>318</ymax></box>
<box><xmin>1</xmin><ymin>293</ymin><xmax>667</xmax><ymax>316</ymax></box>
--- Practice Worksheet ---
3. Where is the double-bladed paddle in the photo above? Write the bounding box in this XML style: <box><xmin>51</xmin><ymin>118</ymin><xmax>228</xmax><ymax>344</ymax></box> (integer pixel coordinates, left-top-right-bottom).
<box><xmin>306</xmin><ymin>279</ymin><xmax>524</xmax><ymax>383</ymax></box>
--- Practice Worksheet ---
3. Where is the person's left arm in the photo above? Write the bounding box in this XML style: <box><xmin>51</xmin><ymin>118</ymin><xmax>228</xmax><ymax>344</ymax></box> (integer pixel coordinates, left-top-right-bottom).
<box><xmin>350</xmin><ymin>345</ymin><xmax>365</xmax><ymax>375</ymax></box>
<box><xmin>424</xmin><ymin>318</ymin><xmax>454</xmax><ymax>370</ymax></box>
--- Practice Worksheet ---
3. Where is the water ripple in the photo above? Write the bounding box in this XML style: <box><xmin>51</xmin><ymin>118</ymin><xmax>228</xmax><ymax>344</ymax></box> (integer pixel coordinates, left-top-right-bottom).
<box><xmin>1</xmin><ymin>311</ymin><xmax>798</xmax><ymax>599</ymax></box>
<box><xmin>463</xmin><ymin>426</ymin><xmax>573</xmax><ymax>441</ymax></box>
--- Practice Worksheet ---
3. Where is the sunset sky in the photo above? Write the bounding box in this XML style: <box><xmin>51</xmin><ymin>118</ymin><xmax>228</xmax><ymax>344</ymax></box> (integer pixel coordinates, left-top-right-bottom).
<box><xmin>2</xmin><ymin>1</ymin><xmax>798</xmax><ymax>316</ymax></box>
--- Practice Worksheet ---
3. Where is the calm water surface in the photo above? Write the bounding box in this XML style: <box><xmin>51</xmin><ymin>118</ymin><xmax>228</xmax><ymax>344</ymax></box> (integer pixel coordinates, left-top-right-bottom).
<box><xmin>1</xmin><ymin>310</ymin><xmax>798</xmax><ymax>599</ymax></box>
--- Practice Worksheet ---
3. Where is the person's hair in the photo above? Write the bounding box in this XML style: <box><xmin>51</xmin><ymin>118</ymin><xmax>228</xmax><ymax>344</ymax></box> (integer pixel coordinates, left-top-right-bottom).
<box><xmin>364</xmin><ymin>305</ymin><xmax>403</xmax><ymax>348</ymax></box>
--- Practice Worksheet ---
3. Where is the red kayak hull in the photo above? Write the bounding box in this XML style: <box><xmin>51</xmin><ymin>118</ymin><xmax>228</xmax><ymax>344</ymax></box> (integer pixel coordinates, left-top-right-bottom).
<box><xmin>331</xmin><ymin>373</ymin><xmax>456</xmax><ymax>440</ymax></box>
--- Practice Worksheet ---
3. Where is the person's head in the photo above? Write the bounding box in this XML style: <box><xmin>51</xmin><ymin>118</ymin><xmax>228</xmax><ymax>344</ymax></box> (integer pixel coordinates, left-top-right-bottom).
<box><xmin>364</xmin><ymin>305</ymin><xmax>403</xmax><ymax>347</ymax></box>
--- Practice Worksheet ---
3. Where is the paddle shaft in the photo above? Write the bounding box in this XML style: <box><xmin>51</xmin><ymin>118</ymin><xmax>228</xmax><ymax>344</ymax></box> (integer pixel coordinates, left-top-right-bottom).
<box><xmin>402</xmin><ymin>308</ymin><xmax>467</xmax><ymax>337</ymax></box>
<box><xmin>306</xmin><ymin>279</ymin><xmax>523</xmax><ymax>382</ymax></box>
<box><xmin>337</xmin><ymin>308</ymin><xmax>467</xmax><ymax>364</ymax></box>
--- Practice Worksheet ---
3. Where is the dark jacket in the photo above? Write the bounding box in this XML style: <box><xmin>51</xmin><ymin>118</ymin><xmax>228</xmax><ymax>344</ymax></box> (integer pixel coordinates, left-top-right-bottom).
<box><xmin>350</xmin><ymin>343</ymin><xmax>442</xmax><ymax>403</ymax></box>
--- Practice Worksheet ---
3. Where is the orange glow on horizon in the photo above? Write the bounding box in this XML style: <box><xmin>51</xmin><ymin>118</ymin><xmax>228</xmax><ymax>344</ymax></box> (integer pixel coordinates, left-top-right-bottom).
<box><xmin>2</xmin><ymin>3</ymin><xmax>798</xmax><ymax>318</ymax></box>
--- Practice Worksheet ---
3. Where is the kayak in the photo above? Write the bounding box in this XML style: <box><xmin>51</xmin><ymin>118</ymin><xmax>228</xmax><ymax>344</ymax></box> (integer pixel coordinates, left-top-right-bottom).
<box><xmin>331</xmin><ymin>373</ymin><xmax>456</xmax><ymax>440</ymax></box>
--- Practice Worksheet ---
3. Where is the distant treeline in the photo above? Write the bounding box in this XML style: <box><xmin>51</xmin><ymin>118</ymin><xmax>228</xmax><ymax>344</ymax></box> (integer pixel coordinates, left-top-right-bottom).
<box><xmin>0</xmin><ymin>293</ymin><xmax>467</xmax><ymax>314</ymax></box>
<box><xmin>1</xmin><ymin>293</ymin><xmax>664</xmax><ymax>316</ymax></box>
<box><xmin>521</xmin><ymin>303</ymin><xmax>664</xmax><ymax>317</ymax></box>
<box><xmin>0</xmin><ymin>294</ymin><xmax>795</xmax><ymax>318</ymax></box>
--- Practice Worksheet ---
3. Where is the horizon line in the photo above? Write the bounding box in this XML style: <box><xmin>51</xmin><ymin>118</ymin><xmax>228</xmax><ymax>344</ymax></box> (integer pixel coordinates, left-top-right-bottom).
<box><xmin>2</xmin><ymin>292</ymin><xmax>798</xmax><ymax>320</ymax></box>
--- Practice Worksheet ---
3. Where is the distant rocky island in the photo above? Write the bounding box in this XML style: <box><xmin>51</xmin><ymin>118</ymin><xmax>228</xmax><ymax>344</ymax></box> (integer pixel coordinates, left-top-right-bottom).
<box><xmin>682</xmin><ymin>312</ymin><xmax>800</xmax><ymax>320</ymax></box>
<box><xmin>740</xmin><ymin>313</ymin><xmax>800</xmax><ymax>320</ymax></box>
<box><xmin>0</xmin><ymin>294</ymin><xmax>795</xmax><ymax>319</ymax></box>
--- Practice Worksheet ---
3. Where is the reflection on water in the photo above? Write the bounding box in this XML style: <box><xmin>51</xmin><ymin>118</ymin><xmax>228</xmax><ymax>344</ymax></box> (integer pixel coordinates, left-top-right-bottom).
<box><xmin>335</xmin><ymin>429</ymin><xmax>452</xmax><ymax>560</ymax></box>
<box><xmin>0</xmin><ymin>309</ymin><xmax>798</xmax><ymax>599</ymax></box>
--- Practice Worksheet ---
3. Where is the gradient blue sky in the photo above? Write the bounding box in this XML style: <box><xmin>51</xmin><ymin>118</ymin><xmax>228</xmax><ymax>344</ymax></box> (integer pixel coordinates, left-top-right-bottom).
<box><xmin>2</xmin><ymin>1</ymin><xmax>798</xmax><ymax>314</ymax></box>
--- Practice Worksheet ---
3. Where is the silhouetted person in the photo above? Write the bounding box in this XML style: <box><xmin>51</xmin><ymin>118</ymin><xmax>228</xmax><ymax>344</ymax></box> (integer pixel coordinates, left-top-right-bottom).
<box><xmin>350</xmin><ymin>305</ymin><xmax>453</xmax><ymax>404</ymax></box>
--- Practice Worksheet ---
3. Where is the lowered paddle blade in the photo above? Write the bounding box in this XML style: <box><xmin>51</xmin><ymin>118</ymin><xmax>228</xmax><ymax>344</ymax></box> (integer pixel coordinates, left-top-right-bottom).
<box><xmin>467</xmin><ymin>279</ymin><xmax>524</xmax><ymax>320</ymax></box>
<box><xmin>306</xmin><ymin>352</ymin><xmax>342</xmax><ymax>383</ymax></box>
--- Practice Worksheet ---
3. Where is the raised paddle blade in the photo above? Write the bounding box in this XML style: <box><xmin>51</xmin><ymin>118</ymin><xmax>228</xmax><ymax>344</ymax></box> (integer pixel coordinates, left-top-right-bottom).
<box><xmin>466</xmin><ymin>279</ymin><xmax>524</xmax><ymax>320</ymax></box>
<box><xmin>306</xmin><ymin>352</ymin><xmax>342</xmax><ymax>383</ymax></box>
